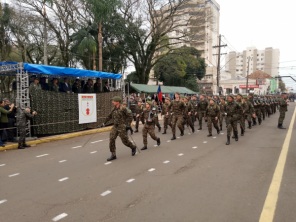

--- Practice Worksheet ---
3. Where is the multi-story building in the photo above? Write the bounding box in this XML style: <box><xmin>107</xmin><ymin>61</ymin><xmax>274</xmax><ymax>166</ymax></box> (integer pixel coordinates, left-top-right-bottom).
<box><xmin>149</xmin><ymin>0</ymin><xmax>221</xmax><ymax>87</ymax></box>
<box><xmin>225</xmin><ymin>47</ymin><xmax>280</xmax><ymax>78</ymax></box>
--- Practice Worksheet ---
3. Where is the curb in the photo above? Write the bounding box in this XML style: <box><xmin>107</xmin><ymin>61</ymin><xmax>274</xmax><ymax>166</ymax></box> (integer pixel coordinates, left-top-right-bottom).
<box><xmin>0</xmin><ymin>126</ymin><xmax>112</xmax><ymax>152</ymax></box>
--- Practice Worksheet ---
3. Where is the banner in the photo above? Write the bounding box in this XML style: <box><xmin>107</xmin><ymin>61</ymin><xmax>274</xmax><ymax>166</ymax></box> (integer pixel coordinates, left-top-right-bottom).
<box><xmin>78</xmin><ymin>94</ymin><xmax>97</xmax><ymax>124</ymax></box>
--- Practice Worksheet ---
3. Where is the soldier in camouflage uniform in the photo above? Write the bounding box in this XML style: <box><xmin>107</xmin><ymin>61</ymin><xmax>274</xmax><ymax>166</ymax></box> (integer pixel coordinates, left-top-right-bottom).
<box><xmin>205</xmin><ymin>98</ymin><xmax>220</xmax><ymax>137</ymax></box>
<box><xmin>16</xmin><ymin>107</ymin><xmax>37</xmax><ymax>149</ymax></box>
<box><xmin>168</xmin><ymin>92</ymin><xmax>185</xmax><ymax>140</ymax></box>
<box><xmin>134</xmin><ymin>100</ymin><xmax>144</xmax><ymax>133</ymax></box>
<box><xmin>254</xmin><ymin>96</ymin><xmax>262</xmax><ymax>125</ymax></box>
<box><xmin>243</xmin><ymin>96</ymin><xmax>255</xmax><ymax>129</ymax></box>
<box><xmin>197</xmin><ymin>95</ymin><xmax>208</xmax><ymax>130</ymax></box>
<box><xmin>122</xmin><ymin>102</ymin><xmax>134</xmax><ymax>135</ymax></box>
<box><xmin>225</xmin><ymin>95</ymin><xmax>243</xmax><ymax>145</ymax></box>
<box><xmin>140</xmin><ymin>101</ymin><xmax>161</xmax><ymax>150</ymax></box>
<box><xmin>236</xmin><ymin>94</ymin><xmax>247</xmax><ymax>136</ymax></box>
<box><xmin>152</xmin><ymin>100</ymin><xmax>161</xmax><ymax>132</ymax></box>
<box><xmin>161</xmin><ymin>97</ymin><xmax>172</xmax><ymax>134</ymax></box>
<box><xmin>183</xmin><ymin>97</ymin><xmax>195</xmax><ymax>133</ymax></box>
<box><xmin>218</xmin><ymin>96</ymin><xmax>226</xmax><ymax>131</ymax></box>
<box><xmin>190</xmin><ymin>95</ymin><xmax>198</xmax><ymax>123</ymax></box>
<box><xmin>103</xmin><ymin>96</ymin><xmax>137</xmax><ymax>161</ymax></box>
<box><xmin>278</xmin><ymin>93</ymin><xmax>288</xmax><ymax>129</ymax></box>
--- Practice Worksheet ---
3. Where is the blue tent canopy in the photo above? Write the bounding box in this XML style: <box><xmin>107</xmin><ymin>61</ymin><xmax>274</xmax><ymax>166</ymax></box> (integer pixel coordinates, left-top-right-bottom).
<box><xmin>0</xmin><ymin>62</ymin><xmax>122</xmax><ymax>79</ymax></box>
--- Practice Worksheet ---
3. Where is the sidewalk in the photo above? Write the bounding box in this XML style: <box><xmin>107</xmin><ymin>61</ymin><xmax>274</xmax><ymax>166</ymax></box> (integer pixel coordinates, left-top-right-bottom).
<box><xmin>0</xmin><ymin>126</ymin><xmax>112</xmax><ymax>152</ymax></box>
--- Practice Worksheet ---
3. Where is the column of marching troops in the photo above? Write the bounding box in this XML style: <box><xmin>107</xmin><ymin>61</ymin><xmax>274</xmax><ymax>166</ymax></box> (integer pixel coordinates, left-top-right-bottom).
<box><xmin>103</xmin><ymin>93</ymin><xmax>289</xmax><ymax>161</ymax></box>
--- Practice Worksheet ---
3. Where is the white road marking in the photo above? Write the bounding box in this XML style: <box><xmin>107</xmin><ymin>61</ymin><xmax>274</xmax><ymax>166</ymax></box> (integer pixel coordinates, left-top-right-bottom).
<box><xmin>178</xmin><ymin>153</ymin><xmax>184</xmax><ymax>156</ymax></box>
<box><xmin>0</xmin><ymin>164</ymin><xmax>5</xmax><ymax>167</ymax></box>
<box><xmin>58</xmin><ymin>177</ymin><xmax>69</xmax><ymax>182</ymax></box>
<box><xmin>192</xmin><ymin>146</ymin><xmax>198</xmax><ymax>149</ymax></box>
<box><xmin>167</xmin><ymin>140</ymin><xmax>171</xmax><ymax>143</ymax></box>
<box><xmin>59</xmin><ymin>160</ymin><xmax>67</xmax><ymax>163</ymax></box>
<box><xmin>154</xmin><ymin>145</ymin><xmax>158</xmax><ymax>147</ymax></box>
<box><xmin>220</xmin><ymin>132</ymin><xmax>224</xmax><ymax>135</ymax></box>
<box><xmin>203</xmin><ymin>141</ymin><xmax>208</xmax><ymax>144</ymax></box>
<box><xmin>163</xmin><ymin>160</ymin><xmax>170</xmax><ymax>164</ymax></box>
<box><xmin>213</xmin><ymin>137</ymin><xmax>217</xmax><ymax>139</ymax></box>
<box><xmin>72</xmin><ymin>146</ymin><xmax>82</xmax><ymax>149</ymax></box>
<box><xmin>101</xmin><ymin>190</ymin><xmax>112</xmax><ymax>197</ymax></box>
<box><xmin>52</xmin><ymin>213</ymin><xmax>68</xmax><ymax>221</ymax></box>
<box><xmin>177</xmin><ymin>137</ymin><xmax>180</xmax><ymax>139</ymax></box>
<box><xmin>126</xmin><ymin>178</ymin><xmax>135</xmax><ymax>183</ymax></box>
<box><xmin>36</xmin><ymin>154</ymin><xmax>49</xmax><ymax>158</ymax></box>
<box><xmin>148</xmin><ymin>168</ymin><xmax>155</xmax><ymax>172</ymax></box>
<box><xmin>91</xmin><ymin>140</ymin><xmax>103</xmax><ymax>144</ymax></box>
<box><xmin>0</xmin><ymin>199</ymin><xmax>7</xmax><ymax>204</ymax></box>
<box><xmin>104</xmin><ymin>162</ymin><xmax>112</xmax><ymax>165</ymax></box>
<box><xmin>9</xmin><ymin>173</ymin><xmax>20</xmax><ymax>177</ymax></box>
<box><xmin>90</xmin><ymin>151</ymin><xmax>97</xmax><ymax>154</ymax></box>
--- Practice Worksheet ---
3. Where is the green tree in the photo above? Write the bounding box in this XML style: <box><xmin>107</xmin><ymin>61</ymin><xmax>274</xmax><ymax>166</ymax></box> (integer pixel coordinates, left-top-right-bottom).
<box><xmin>0</xmin><ymin>3</ymin><xmax>12</xmax><ymax>61</ymax></box>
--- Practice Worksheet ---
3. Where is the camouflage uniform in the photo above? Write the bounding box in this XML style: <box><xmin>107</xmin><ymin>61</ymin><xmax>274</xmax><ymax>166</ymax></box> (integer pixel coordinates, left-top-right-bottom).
<box><xmin>278</xmin><ymin>96</ymin><xmax>288</xmax><ymax>128</ymax></box>
<box><xmin>141</xmin><ymin>108</ymin><xmax>160</xmax><ymax>149</ymax></box>
<box><xmin>218</xmin><ymin>100</ymin><xmax>226</xmax><ymax>130</ymax></box>
<box><xmin>152</xmin><ymin>103</ymin><xmax>161</xmax><ymax>132</ymax></box>
<box><xmin>161</xmin><ymin>102</ymin><xmax>172</xmax><ymax>134</ymax></box>
<box><xmin>183</xmin><ymin>100</ymin><xmax>195</xmax><ymax>133</ymax></box>
<box><xmin>104</xmin><ymin>105</ymin><xmax>136</xmax><ymax>155</ymax></box>
<box><xmin>225</xmin><ymin>99</ymin><xmax>243</xmax><ymax>145</ymax></box>
<box><xmin>168</xmin><ymin>99</ymin><xmax>185</xmax><ymax>139</ymax></box>
<box><xmin>134</xmin><ymin>103</ymin><xmax>144</xmax><ymax>132</ymax></box>
<box><xmin>125</xmin><ymin>107</ymin><xmax>134</xmax><ymax>134</ymax></box>
<box><xmin>205</xmin><ymin>102</ymin><xmax>220</xmax><ymax>136</ymax></box>
<box><xmin>244</xmin><ymin>98</ymin><xmax>255</xmax><ymax>129</ymax></box>
<box><xmin>197</xmin><ymin>100</ymin><xmax>208</xmax><ymax>130</ymax></box>
<box><xmin>236</xmin><ymin>99</ymin><xmax>247</xmax><ymax>135</ymax></box>
<box><xmin>16</xmin><ymin>108</ymin><xmax>35</xmax><ymax>148</ymax></box>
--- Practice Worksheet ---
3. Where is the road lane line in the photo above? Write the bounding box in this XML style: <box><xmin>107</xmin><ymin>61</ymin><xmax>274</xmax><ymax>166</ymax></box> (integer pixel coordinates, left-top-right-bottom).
<box><xmin>59</xmin><ymin>160</ymin><xmax>67</xmax><ymax>163</ymax></box>
<box><xmin>0</xmin><ymin>199</ymin><xmax>7</xmax><ymax>204</ymax></box>
<box><xmin>72</xmin><ymin>146</ymin><xmax>82</xmax><ymax>149</ymax></box>
<box><xmin>90</xmin><ymin>151</ymin><xmax>97</xmax><ymax>154</ymax></box>
<box><xmin>178</xmin><ymin>153</ymin><xmax>184</xmax><ymax>156</ymax></box>
<box><xmin>52</xmin><ymin>213</ymin><xmax>68</xmax><ymax>221</ymax></box>
<box><xmin>154</xmin><ymin>145</ymin><xmax>158</xmax><ymax>147</ymax></box>
<box><xmin>220</xmin><ymin>132</ymin><xmax>224</xmax><ymax>135</ymax></box>
<box><xmin>167</xmin><ymin>140</ymin><xmax>171</xmax><ymax>143</ymax></box>
<box><xmin>9</xmin><ymin>173</ymin><xmax>20</xmax><ymax>177</ymax></box>
<box><xmin>0</xmin><ymin>164</ymin><xmax>6</xmax><ymax>167</ymax></box>
<box><xmin>148</xmin><ymin>168</ymin><xmax>155</xmax><ymax>172</ymax></box>
<box><xmin>101</xmin><ymin>190</ymin><xmax>112</xmax><ymax>197</ymax></box>
<box><xmin>104</xmin><ymin>162</ymin><xmax>112</xmax><ymax>165</ymax></box>
<box><xmin>213</xmin><ymin>137</ymin><xmax>217</xmax><ymax>139</ymax></box>
<box><xmin>36</xmin><ymin>154</ymin><xmax>49</xmax><ymax>158</ymax></box>
<box><xmin>192</xmin><ymin>146</ymin><xmax>198</xmax><ymax>149</ymax></box>
<box><xmin>163</xmin><ymin>160</ymin><xmax>170</xmax><ymax>164</ymax></box>
<box><xmin>91</xmin><ymin>140</ymin><xmax>103</xmax><ymax>144</ymax></box>
<box><xmin>203</xmin><ymin>141</ymin><xmax>208</xmax><ymax>144</ymax></box>
<box><xmin>126</xmin><ymin>179</ymin><xmax>135</xmax><ymax>183</ymax></box>
<box><xmin>259</xmin><ymin>107</ymin><xmax>296</xmax><ymax>222</ymax></box>
<box><xmin>58</xmin><ymin>177</ymin><xmax>69</xmax><ymax>182</ymax></box>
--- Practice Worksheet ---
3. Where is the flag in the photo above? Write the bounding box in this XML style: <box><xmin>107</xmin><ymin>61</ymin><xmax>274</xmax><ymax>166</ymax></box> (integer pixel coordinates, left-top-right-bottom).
<box><xmin>157</xmin><ymin>85</ymin><xmax>162</xmax><ymax>102</ymax></box>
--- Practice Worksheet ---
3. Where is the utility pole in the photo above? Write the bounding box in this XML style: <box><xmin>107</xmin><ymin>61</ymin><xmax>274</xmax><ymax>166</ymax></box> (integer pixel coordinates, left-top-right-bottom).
<box><xmin>213</xmin><ymin>34</ymin><xmax>227</xmax><ymax>95</ymax></box>
<box><xmin>246</xmin><ymin>56</ymin><xmax>251</xmax><ymax>95</ymax></box>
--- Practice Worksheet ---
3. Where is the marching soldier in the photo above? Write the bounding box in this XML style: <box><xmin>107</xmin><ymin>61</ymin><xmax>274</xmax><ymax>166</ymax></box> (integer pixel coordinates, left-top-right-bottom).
<box><xmin>243</xmin><ymin>96</ymin><xmax>255</xmax><ymax>129</ymax></box>
<box><xmin>205</xmin><ymin>98</ymin><xmax>220</xmax><ymax>137</ymax></box>
<box><xmin>122</xmin><ymin>102</ymin><xmax>134</xmax><ymax>135</ymax></box>
<box><xmin>236</xmin><ymin>94</ymin><xmax>247</xmax><ymax>136</ymax></box>
<box><xmin>225</xmin><ymin>95</ymin><xmax>243</xmax><ymax>145</ymax></box>
<box><xmin>278</xmin><ymin>93</ymin><xmax>288</xmax><ymax>129</ymax></box>
<box><xmin>102</xmin><ymin>96</ymin><xmax>137</xmax><ymax>161</ymax></box>
<box><xmin>183</xmin><ymin>96</ymin><xmax>195</xmax><ymax>133</ymax></box>
<box><xmin>140</xmin><ymin>101</ymin><xmax>161</xmax><ymax>150</ymax></box>
<box><xmin>168</xmin><ymin>92</ymin><xmax>185</xmax><ymax>140</ymax></box>
<box><xmin>197</xmin><ymin>95</ymin><xmax>208</xmax><ymax>130</ymax></box>
<box><xmin>134</xmin><ymin>100</ymin><xmax>144</xmax><ymax>133</ymax></box>
<box><xmin>152</xmin><ymin>100</ymin><xmax>161</xmax><ymax>132</ymax></box>
<box><xmin>218</xmin><ymin>96</ymin><xmax>227</xmax><ymax>131</ymax></box>
<box><xmin>161</xmin><ymin>97</ymin><xmax>172</xmax><ymax>134</ymax></box>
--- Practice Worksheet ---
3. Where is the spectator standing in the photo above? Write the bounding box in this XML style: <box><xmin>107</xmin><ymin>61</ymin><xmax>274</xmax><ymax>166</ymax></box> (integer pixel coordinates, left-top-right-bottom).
<box><xmin>51</xmin><ymin>78</ymin><xmax>59</xmax><ymax>92</ymax></box>
<box><xmin>103</xmin><ymin>81</ymin><xmax>110</xmax><ymax>92</ymax></box>
<box><xmin>72</xmin><ymin>79</ymin><xmax>82</xmax><ymax>93</ymax></box>
<box><xmin>0</xmin><ymin>99</ymin><xmax>15</xmax><ymax>146</ymax></box>
<box><xmin>4</xmin><ymin>99</ymin><xmax>16</xmax><ymax>142</ymax></box>
<box><xmin>60</xmin><ymin>78</ymin><xmax>72</xmax><ymax>93</ymax></box>
<box><xmin>83</xmin><ymin>79</ymin><xmax>94</xmax><ymax>93</ymax></box>
<box><xmin>29</xmin><ymin>77</ymin><xmax>42</xmax><ymax>94</ymax></box>
<box><xmin>94</xmin><ymin>78</ymin><xmax>102</xmax><ymax>93</ymax></box>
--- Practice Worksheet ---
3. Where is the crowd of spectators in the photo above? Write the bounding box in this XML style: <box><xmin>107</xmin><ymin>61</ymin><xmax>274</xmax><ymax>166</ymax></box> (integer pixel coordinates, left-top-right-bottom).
<box><xmin>29</xmin><ymin>76</ymin><xmax>113</xmax><ymax>94</ymax></box>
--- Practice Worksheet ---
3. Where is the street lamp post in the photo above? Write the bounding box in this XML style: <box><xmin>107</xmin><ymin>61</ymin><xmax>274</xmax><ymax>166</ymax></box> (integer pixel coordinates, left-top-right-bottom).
<box><xmin>246</xmin><ymin>56</ymin><xmax>251</xmax><ymax>95</ymax></box>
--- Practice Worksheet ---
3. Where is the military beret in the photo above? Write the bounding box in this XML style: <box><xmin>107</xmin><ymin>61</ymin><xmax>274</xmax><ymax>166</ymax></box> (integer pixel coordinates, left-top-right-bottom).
<box><xmin>165</xmin><ymin>97</ymin><xmax>171</xmax><ymax>101</ymax></box>
<box><xmin>227</xmin><ymin>95</ymin><xmax>234</xmax><ymax>99</ymax></box>
<box><xmin>146</xmin><ymin>101</ymin><xmax>152</xmax><ymax>106</ymax></box>
<box><xmin>111</xmin><ymin>96</ymin><xmax>122</xmax><ymax>102</ymax></box>
<box><xmin>237</xmin><ymin>93</ymin><xmax>243</xmax><ymax>97</ymax></box>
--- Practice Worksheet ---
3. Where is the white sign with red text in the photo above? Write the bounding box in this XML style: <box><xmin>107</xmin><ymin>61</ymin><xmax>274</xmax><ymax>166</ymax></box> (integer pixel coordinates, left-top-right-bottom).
<box><xmin>78</xmin><ymin>94</ymin><xmax>97</xmax><ymax>124</ymax></box>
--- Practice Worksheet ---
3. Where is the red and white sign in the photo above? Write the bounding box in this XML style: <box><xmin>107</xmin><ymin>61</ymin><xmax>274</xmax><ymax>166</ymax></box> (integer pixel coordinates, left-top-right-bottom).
<box><xmin>78</xmin><ymin>94</ymin><xmax>97</xmax><ymax>124</ymax></box>
<box><xmin>239</xmin><ymin>85</ymin><xmax>259</xmax><ymax>89</ymax></box>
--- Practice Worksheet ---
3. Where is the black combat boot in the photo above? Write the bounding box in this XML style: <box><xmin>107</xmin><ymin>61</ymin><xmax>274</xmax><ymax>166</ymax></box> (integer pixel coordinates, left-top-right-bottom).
<box><xmin>171</xmin><ymin>134</ymin><xmax>176</xmax><ymax>140</ymax></box>
<box><xmin>180</xmin><ymin>130</ymin><xmax>184</xmax><ymax>136</ymax></box>
<box><xmin>220</xmin><ymin>125</ymin><xmax>222</xmax><ymax>131</ymax></box>
<box><xmin>207</xmin><ymin>130</ymin><xmax>212</xmax><ymax>137</ymax></box>
<box><xmin>253</xmin><ymin>119</ymin><xmax>257</xmax><ymax>126</ymax></box>
<box><xmin>258</xmin><ymin>118</ymin><xmax>262</xmax><ymax>125</ymax></box>
<box><xmin>134</xmin><ymin>129</ymin><xmax>139</xmax><ymax>133</ymax></box>
<box><xmin>107</xmin><ymin>153</ymin><xmax>117</xmax><ymax>161</ymax></box>
<box><xmin>216</xmin><ymin>127</ymin><xmax>220</xmax><ymax>134</ymax></box>
<box><xmin>141</xmin><ymin>145</ymin><xmax>148</xmax><ymax>150</ymax></box>
<box><xmin>278</xmin><ymin>124</ymin><xmax>286</xmax><ymax>129</ymax></box>
<box><xmin>191</xmin><ymin>126</ymin><xmax>195</xmax><ymax>133</ymax></box>
<box><xmin>241</xmin><ymin>128</ymin><xmax>244</xmax><ymax>136</ymax></box>
<box><xmin>198</xmin><ymin>126</ymin><xmax>202</xmax><ymax>130</ymax></box>
<box><xmin>131</xmin><ymin>146</ymin><xmax>137</xmax><ymax>156</ymax></box>
<box><xmin>23</xmin><ymin>143</ymin><xmax>31</xmax><ymax>148</ymax></box>
<box><xmin>157</xmin><ymin>138</ymin><xmax>161</xmax><ymax>146</ymax></box>
<box><xmin>162</xmin><ymin>129</ymin><xmax>167</xmax><ymax>134</ymax></box>
<box><xmin>18</xmin><ymin>143</ymin><xmax>25</xmax><ymax>149</ymax></box>
<box><xmin>234</xmin><ymin>131</ymin><xmax>239</xmax><ymax>141</ymax></box>
<box><xmin>158</xmin><ymin>126</ymin><xmax>161</xmax><ymax>132</ymax></box>
<box><xmin>248</xmin><ymin>121</ymin><xmax>252</xmax><ymax>129</ymax></box>
<box><xmin>226</xmin><ymin>136</ymin><xmax>230</xmax><ymax>145</ymax></box>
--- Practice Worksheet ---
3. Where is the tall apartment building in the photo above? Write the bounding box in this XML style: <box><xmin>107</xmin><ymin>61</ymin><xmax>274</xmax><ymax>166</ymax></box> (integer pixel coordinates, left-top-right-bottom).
<box><xmin>150</xmin><ymin>0</ymin><xmax>221</xmax><ymax>86</ymax></box>
<box><xmin>225</xmin><ymin>47</ymin><xmax>280</xmax><ymax>78</ymax></box>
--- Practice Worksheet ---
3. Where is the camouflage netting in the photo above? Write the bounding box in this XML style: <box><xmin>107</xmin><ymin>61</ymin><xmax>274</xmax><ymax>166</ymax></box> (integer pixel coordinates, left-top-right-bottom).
<box><xmin>30</xmin><ymin>90</ymin><xmax>122</xmax><ymax>136</ymax></box>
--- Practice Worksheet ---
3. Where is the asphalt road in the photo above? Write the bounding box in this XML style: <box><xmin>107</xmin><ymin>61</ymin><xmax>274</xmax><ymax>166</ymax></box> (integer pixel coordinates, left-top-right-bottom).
<box><xmin>1</xmin><ymin>103</ymin><xmax>296</xmax><ymax>222</ymax></box>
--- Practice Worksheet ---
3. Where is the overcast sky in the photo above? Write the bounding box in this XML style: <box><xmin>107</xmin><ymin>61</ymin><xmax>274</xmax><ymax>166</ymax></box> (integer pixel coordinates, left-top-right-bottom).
<box><xmin>219</xmin><ymin>0</ymin><xmax>296</xmax><ymax>90</ymax></box>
